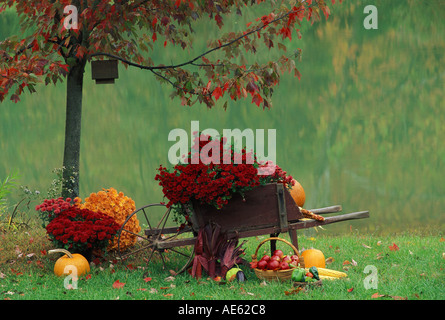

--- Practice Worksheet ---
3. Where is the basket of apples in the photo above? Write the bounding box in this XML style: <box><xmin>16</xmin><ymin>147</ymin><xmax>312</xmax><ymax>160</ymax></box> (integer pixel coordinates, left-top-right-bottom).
<box><xmin>250</xmin><ymin>237</ymin><xmax>305</xmax><ymax>281</ymax></box>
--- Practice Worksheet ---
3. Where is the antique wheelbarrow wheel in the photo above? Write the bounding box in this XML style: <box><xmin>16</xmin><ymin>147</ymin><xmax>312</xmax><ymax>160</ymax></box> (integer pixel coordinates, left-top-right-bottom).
<box><xmin>117</xmin><ymin>203</ymin><xmax>195</xmax><ymax>275</ymax></box>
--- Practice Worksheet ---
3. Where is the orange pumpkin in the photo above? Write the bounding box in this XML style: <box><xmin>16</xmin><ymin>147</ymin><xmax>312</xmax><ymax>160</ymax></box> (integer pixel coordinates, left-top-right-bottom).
<box><xmin>289</xmin><ymin>179</ymin><xmax>306</xmax><ymax>207</ymax></box>
<box><xmin>48</xmin><ymin>249</ymin><xmax>90</xmax><ymax>277</ymax></box>
<box><xmin>301</xmin><ymin>249</ymin><xmax>325</xmax><ymax>268</ymax></box>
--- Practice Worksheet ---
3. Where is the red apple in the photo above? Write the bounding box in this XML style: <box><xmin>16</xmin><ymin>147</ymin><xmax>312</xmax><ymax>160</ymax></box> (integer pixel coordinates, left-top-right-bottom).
<box><xmin>270</xmin><ymin>255</ymin><xmax>281</xmax><ymax>262</ymax></box>
<box><xmin>282</xmin><ymin>255</ymin><xmax>291</xmax><ymax>264</ymax></box>
<box><xmin>257</xmin><ymin>260</ymin><xmax>268</xmax><ymax>270</ymax></box>
<box><xmin>267</xmin><ymin>260</ymin><xmax>280</xmax><ymax>270</ymax></box>
<box><xmin>273</xmin><ymin>249</ymin><xmax>284</xmax><ymax>258</ymax></box>
<box><xmin>260</xmin><ymin>255</ymin><xmax>270</xmax><ymax>262</ymax></box>
<box><xmin>280</xmin><ymin>262</ymin><xmax>290</xmax><ymax>270</ymax></box>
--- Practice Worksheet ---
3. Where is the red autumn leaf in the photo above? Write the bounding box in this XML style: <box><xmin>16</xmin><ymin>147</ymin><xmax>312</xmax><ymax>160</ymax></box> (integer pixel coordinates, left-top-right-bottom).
<box><xmin>85</xmin><ymin>274</ymin><xmax>92</xmax><ymax>280</ymax></box>
<box><xmin>215</xmin><ymin>14</ymin><xmax>223</xmax><ymax>28</ymax></box>
<box><xmin>112</xmin><ymin>280</ymin><xmax>125</xmax><ymax>289</ymax></box>
<box><xmin>343</xmin><ymin>260</ymin><xmax>351</xmax><ymax>265</ymax></box>
<box><xmin>144</xmin><ymin>277</ymin><xmax>152</xmax><ymax>282</ymax></box>
<box><xmin>212</xmin><ymin>86</ymin><xmax>223</xmax><ymax>101</ymax></box>
<box><xmin>252</xmin><ymin>93</ymin><xmax>263</xmax><ymax>107</ymax></box>
<box><xmin>347</xmin><ymin>287</ymin><xmax>354</xmax><ymax>293</ymax></box>
<box><xmin>371</xmin><ymin>292</ymin><xmax>385</xmax><ymax>299</ymax></box>
<box><xmin>389</xmin><ymin>243</ymin><xmax>399</xmax><ymax>251</ymax></box>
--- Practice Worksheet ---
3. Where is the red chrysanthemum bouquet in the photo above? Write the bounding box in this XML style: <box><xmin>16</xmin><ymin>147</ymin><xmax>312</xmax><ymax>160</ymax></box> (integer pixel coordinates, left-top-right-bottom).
<box><xmin>155</xmin><ymin>133</ymin><xmax>294</xmax><ymax>224</ymax></box>
<box><xmin>36</xmin><ymin>197</ymin><xmax>120</xmax><ymax>253</ymax></box>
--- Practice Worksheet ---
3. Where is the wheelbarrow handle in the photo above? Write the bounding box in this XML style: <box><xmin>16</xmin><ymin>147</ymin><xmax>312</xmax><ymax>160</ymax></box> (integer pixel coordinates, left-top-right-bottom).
<box><xmin>308</xmin><ymin>205</ymin><xmax>342</xmax><ymax>214</ymax></box>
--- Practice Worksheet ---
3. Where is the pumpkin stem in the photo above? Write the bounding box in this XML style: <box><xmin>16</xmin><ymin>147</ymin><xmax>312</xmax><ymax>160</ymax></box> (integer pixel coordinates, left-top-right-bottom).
<box><xmin>48</xmin><ymin>248</ymin><xmax>74</xmax><ymax>259</ymax></box>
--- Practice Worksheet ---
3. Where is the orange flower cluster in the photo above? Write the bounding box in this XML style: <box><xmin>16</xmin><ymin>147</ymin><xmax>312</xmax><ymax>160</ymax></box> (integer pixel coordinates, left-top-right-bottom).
<box><xmin>75</xmin><ymin>188</ymin><xmax>140</xmax><ymax>251</ymax></box>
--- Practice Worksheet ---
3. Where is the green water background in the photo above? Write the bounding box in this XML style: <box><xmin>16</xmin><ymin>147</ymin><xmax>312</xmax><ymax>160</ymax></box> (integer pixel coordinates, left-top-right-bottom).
<box><xmin>1</xmin><ymin>0</ymin><xmax>444</xmax><ymax>234</ymax></box>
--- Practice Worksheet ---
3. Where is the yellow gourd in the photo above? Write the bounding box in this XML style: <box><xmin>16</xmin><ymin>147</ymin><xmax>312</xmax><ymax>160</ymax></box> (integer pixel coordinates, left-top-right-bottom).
<box><xmin>49</xmin><ymin>249</ymin><xmax>90</xmax><ymax>277</ymax></box>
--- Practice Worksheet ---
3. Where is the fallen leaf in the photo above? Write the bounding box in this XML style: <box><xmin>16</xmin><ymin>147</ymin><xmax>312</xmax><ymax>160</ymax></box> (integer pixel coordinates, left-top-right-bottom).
<box><xmin>260</xmin><ymin>281</ymin><xmax>268</xmax><ymax>287</ymax></box>
<box><xmin>343</xmin><ymin>260</ymin><xmax>351</xmax><ymax>265</ymax></box>
<box><xmin>112</xmin><ymin>280</ymin><xmax>125</xmax><ymax>289</ymax></box>
<box><xmin>164</xmin><ymin>276</ymin><xmax>175</xmax><ymax>282</ymax></box>
<box><xmin>351</xmin><ymin>259</ymin><xmax>358</xmax><ymax>266</ymax></box>
<box><xmin>362</xmin><ymin>244</ymin><xmax>372</xmax><ymax>249</ymax></box>
<box><xmin>163</xmin><ymin>293</ymin><xmax>173</xmax><ymax>297</ymax></box>
<box><xmin>440</xmin><ymin>237</ymin><xmax>444</xmax><ymax>242</ymax></box>
<box><xmin>347</xmin><ymin>287</ymin><xmax>354</xmax><ymax>293</ymax></box>
<box><xmin>144</xmin><ymin>277</ymin><xmax>152</xmax><ymax>282</ymax></box>
<box><xmin>389</xmin><ymin>243</ymin><xmax>399</xmax><ymax>251</ymax></box>
<box><xmin>169</xmin><ymin>269</ymin><xmax>177</xmax><ymax>276</ymax></box>
<box><xmin>325</xmin><ymin>257</ymin><xmax>335</xmax><ymax>264</ymax></box>
<box><xmin>371</xmin><ymin>292</ymin><xmax>385</xmax><ymax>299</ymax></box>
<box><xmin>284</xmin><ymin>287</ymin><xmax>303</xmax><ymax>295</ymax></box>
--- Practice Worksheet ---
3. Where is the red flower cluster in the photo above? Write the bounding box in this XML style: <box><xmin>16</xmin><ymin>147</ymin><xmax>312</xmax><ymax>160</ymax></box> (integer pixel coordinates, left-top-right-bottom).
<box><xmin>155</xmin><ymin>134</ymin><xmax>293</xmax><ymax>221</ymax></box>
<box><xmin>46</xmin><ymin>206</ymin><xmax>120</xmax><ymax>252</ymax></box>
<box><xmin>35</xmin><ymin>197</ymin><xmax>73</xmax><ymax>222</ymax></box>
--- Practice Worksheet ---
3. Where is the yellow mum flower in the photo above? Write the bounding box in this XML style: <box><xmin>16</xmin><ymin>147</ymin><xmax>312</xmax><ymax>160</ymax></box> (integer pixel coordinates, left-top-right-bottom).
<box><xmin>77</xmin><ymin>188</ymin><xmax>140</xmax><ymax>251</ymax></box>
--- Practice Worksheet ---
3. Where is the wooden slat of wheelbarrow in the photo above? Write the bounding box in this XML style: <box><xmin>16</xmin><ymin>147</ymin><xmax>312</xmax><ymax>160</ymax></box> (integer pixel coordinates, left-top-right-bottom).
<box><xmin>155</xmin><ymin>210</ymin><xmax>369</xmax><ymax>250</ymax></box>
<box><xmin>309</xmin><ymin>205</ymin><xmax>342</xmax><ymax>215</ymax></box>
<box><xmin>289</xmin><ymin>210</ymin><xmax>370</xmax><ymax>230</ymax></box>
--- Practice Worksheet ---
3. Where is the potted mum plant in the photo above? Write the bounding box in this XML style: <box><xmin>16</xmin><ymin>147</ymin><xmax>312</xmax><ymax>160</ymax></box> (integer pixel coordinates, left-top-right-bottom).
<box><xmin>155</xmin><ymin>133</ymin><xmax>296</xmax><ymax>230</ymax></box>
<box><xmin>36</xmin><ymin>198</ymin><xmax>120</xmax><ymax>260</ymax></box>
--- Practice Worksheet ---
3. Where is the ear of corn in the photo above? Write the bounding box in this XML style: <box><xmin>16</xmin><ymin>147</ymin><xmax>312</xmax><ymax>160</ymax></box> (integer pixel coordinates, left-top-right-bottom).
<box><xmin>317</xmin><ymin>267</ymin><xmax>348</xmax><ymax>278</ymax></box>
<box><xmin>305</xmin><ymin>267</ymin><xmax>347</xmax><ymax>278</ymax></box>
<box><xmin>318</xmin><ymin>275</ymin><xmax>338</xmax><ymax>280</ymax></box>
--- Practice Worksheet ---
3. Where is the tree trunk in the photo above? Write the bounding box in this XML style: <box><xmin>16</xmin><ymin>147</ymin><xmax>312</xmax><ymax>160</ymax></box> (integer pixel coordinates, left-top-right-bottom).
<box><xmin>62</xmin><ymin>60</ymin><xmax>86</xmax><ymax>199</ymax></box>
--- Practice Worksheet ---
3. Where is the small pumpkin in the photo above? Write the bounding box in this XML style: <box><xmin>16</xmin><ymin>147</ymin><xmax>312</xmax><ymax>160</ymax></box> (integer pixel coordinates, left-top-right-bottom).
<box><xmin>48</xmin><ymin>249</ymin><xmax>90</xmax><ymax>277</ymax></box>
<box><xmin>289</xmin><ymin>179</ymin><xmax>306</xmax><ymax>207</ymax></box>
<box><xmin>300</xmin><ymin>249</ymin><xmax>326</xmax><ymax>268</ymax></box>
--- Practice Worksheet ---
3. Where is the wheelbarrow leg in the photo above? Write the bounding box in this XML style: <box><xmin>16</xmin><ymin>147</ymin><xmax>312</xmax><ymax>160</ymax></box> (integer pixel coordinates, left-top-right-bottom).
<box><xmin>269</xmin><ymin>233</ymin><xmax>279</xmax><ymax>254</ymax></box>
<box><xmin>288</xmin><ymin>227</ymin><xmax>299</xmax><ymax>251</ymax></box>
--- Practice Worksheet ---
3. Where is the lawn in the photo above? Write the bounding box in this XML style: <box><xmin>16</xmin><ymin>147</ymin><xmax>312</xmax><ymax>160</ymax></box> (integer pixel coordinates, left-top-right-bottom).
<box><xmin>1</xmin><ymin>223</ymin><xmax>443</xmax><ymax>302</ymax></box>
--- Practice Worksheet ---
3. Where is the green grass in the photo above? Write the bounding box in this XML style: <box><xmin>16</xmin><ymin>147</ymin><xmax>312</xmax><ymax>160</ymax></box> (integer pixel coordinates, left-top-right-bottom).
<box><xmin>1</xmin><ymin>224</ymin><xmax>443</xmax><ymax>301</ymax></box>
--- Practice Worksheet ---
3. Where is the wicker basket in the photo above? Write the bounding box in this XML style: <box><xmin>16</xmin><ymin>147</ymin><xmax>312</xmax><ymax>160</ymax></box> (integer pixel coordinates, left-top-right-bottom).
<box><xmin>251</xmin><ymin>237</ymin><xmax>305</xmax><ymax>281</ymax></box>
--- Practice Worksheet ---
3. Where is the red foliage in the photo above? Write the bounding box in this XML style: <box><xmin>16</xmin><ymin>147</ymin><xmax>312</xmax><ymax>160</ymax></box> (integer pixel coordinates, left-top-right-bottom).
<box><xmin>0</xmin><ymin>0</ymin><xmax>336</xmax><ymax>107</ymax></box>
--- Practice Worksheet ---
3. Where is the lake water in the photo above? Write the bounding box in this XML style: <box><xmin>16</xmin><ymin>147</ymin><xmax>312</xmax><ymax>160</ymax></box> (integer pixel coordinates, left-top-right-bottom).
<box><xmin>1</xmin><ymin>0</ymin><xmax>444</xmax><ymax>234</ymax></box>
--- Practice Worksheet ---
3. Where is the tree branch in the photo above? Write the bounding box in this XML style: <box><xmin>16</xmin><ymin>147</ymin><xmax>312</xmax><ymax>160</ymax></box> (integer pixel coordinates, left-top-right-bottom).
<box><xmin>89</xmin><ymin>7</ymin><xmax>300</xmax><ymax>71</ymax></box>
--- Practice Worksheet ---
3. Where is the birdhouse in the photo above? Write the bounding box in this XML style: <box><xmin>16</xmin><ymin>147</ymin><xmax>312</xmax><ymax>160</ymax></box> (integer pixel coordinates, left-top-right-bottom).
<box><xmin>91</xmin><ymin>59</ymin><xmax>118</xmax><ymax>84</ymax></box>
